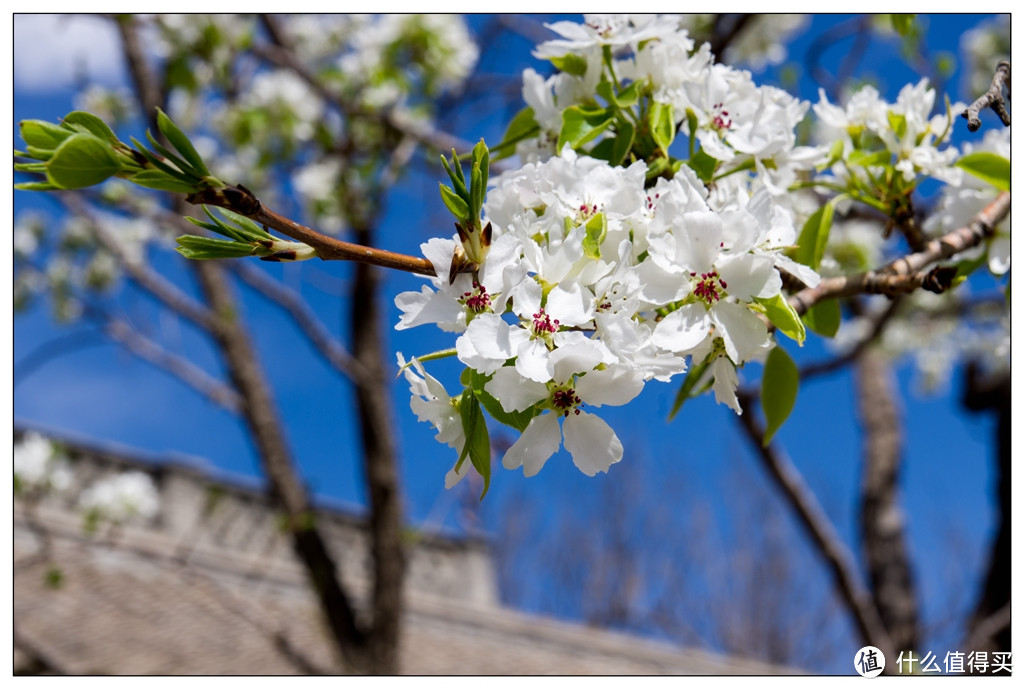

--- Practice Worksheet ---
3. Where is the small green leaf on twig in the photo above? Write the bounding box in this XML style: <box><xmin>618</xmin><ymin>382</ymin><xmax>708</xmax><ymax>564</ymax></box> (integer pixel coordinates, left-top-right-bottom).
<box><xmin>156</xmin><ymin>107</ymin><xmax>211</xmax><ymax>177</ymax></box>
<box><xmin>45</xmin><ymin>133</ymin><xmax>122</xmax><ymax>189</ymax></box>
<box><xmin>761</xmin><ymin>346</ymin><xmax>799</xmax><ymax>446</ymax></box>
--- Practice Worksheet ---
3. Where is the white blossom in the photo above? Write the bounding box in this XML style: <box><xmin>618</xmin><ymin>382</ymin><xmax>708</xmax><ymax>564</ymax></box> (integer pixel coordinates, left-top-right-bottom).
<box><xmin>79</xmin><ymin>471</ymin><xmax>160</xmax><ymax>524</ymax></box>
<box><xmin>14</xmin><ymin>432</ymin><xmax>73</xmax><ymax>494</ymax></box>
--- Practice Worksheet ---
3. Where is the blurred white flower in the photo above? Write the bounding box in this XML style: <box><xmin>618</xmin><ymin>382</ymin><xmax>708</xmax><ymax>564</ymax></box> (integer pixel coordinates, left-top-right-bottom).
<box><xmin>79</xmin><ymin>472</ymin><xmax>161</xmax><ymax>524</ymax></box>
<box><xmin>14</xmin><ymin>432</ymin><xmax>73</xmax><ymax>494</ymax></box>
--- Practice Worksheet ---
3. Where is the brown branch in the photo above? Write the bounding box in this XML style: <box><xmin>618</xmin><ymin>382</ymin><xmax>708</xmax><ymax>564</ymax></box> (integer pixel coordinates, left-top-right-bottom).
<box><xmin>789</xmin><ymin>191</ymin><xmax>1011</xmax><ymax>316</ymax></box>
<box><xmin>115</xmin><ymin>15</ymin><xmax>371</xmax><ymax>672</ymax></box>
<box><xmin>734</xmin><ymin>390</ymin><xmax>896</xmax><ymax>663</ymax></box>
<box><xmin>855</xmin><ymin>349</ymin><xmax>919</xmax><ymax>652</ymax></box>
<box><xmin>185</xmin><ymin>184</ymin><xmax>437</xmax><ymax>276</ymax></box>
<box><xmin>962</xmin><ymin>61</ymin><xmax>1011</xmax><ymax>132</ymax></box>
<box><xmin>344</xmin><ymin>188</ymin><xmax>408</xmax><ymax>672</ymax></box>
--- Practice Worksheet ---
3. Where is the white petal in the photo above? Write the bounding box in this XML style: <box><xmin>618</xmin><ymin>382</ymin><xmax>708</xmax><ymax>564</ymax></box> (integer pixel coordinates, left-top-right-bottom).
<box><xmin>456</xmin><ymin>314</ymin><xmax>530</xmax><ymax>374</ymax></box>
<box><xmin>487</xmin><ymin>366</ymin><xmax>549</xmax><ymax>412</ymax></box>
<box><xmin>574</xmin><ymin>364</ymin><xmax>644</xmax><ymax>407</ymax></box>
<box><xmin>545</xmin><ymin>283</ymin><xmax>595</xmax><ymax>327</ymax></box>
<box><xmin>549</xmin><ymin>334</ymin><xmax>607</xmax><ymax>382</ymax></box>
<box><xmin>718</xmin><ymin>253</ymin><xmax>776</xmax><ymax>301</ymax></box>
<box><xmin>444</xmin><ymin>461</ymin><xmax>470</xmax><ymax>489</ymax></box>
<box><xmin>711</xmin><ymin>301</ymin><xmax>770</xmax><ymax>364</ymax></box>
<box><xmin>709</xmin><ymin>356</ymin><xmax>742</xmax><ymax>414</ymax></box>
<box><xmin>420</xmin><ymin>237</ymin><xmax>457</xmax><ymax>284</ymax></box>
<box><xmin>502</xmin><ymin>413</ymin><xmax>562</xmax><ymax>477</ymax></box>
<box><xmin>774</xmin><ymin>254</ymin><xmax>821</xmax><ymax>288</ymax></box>
<box><xmin>563</xmin><ymin>411</ymin><xmax>623</xmax><ymax>476</ymax></box>
<box><xmin>678</xmin><ymin>211</ymin><xmax>724</xmax><ymax>271</ymax></box>
<box><xmin>515</xmin><ymin>338</ymin><xmax>554</xmax><ymax>383</ymax></box>
<box><xmin>651</xmin><ymin>303</ymin><xmax>711</xmax><ymax>352</ymax></box>
<box><xmin>394</xmin><ymin>286</ymin><xmax>465</xmax><ymax>331</ymax></box>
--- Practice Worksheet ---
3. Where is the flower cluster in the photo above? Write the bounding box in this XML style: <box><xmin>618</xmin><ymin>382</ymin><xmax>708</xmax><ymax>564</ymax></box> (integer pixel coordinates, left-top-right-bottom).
<box><xmin>14</xmin><ymin>432</ymin><xmax>73</xmax><ymax>495</ymax></box>
<box><xmin>393</xmin><ymin>13</ymin><xmax>1011</xmax><ymax>492</ymax></box>
<box><xmin>397</xmin><ymin>148</ymin><xmax>816</xmax><ymax>483</ymax></box>
<box><xmin>78</xmin><ymin>471</ymin><xmax>161</xmax><ymax>526</ymax></box>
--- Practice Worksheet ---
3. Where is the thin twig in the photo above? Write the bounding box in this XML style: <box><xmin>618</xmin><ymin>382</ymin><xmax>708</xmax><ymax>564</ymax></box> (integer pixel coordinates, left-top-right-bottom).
<box><xmin>962</xmin><ymin>61</ymin><xmax>1011</xmax><ymax>132</ymax></box>
<box><xmin>734</xmin><ymin>390</ymin><xmax>896</xmax><ymax>663</ymax></box>
<box><xmin>99</xmin><ymin>310</ymin><xmax>243</xmax><ymax>412</ymax></box>
<box><xmin>185</xmin><ymin>184</ymin><xmax>438</xmax><ymax>276</ymax></box>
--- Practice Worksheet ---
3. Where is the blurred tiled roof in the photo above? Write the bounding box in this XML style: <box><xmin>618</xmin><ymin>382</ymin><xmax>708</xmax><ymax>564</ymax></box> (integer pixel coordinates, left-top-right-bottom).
<box><xmin>13</xmin><ymin>429</ymin><xmax>791</xmax><ymax>675</ymax></box>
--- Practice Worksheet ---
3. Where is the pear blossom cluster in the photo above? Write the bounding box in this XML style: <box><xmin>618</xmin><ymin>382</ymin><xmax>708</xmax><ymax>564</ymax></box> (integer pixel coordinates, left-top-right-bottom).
<box><xmin>14</xmin><ymin>432</ymin><xmax>73</xmax><ymax>495</ymax></box>
<box><xmin>397</xmin><ymin>142</ymin><xmax>818</xmax><ymax>481</ymax></box>
<box><xmin>393</xmin><ymin>13</ymin><xmax>1010</xmax><ymax>490</ymax></box>
<box><xmin>79</xmin><ymin>471</ymin><xmax>161</xmax><ymax>525</ymax></box>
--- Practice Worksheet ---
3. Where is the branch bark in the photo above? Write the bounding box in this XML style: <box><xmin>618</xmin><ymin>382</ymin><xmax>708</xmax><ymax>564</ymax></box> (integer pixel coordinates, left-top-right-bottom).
<box><xmin>961</xmin><ymin>363</ymin><xmax>1011</xmax><ymax>653</ymax></box>
<box><xmin>789</xmin><ymin>191</ymin><xmax>1010</xmax><ymax>316</ymax></box>
<box><xmin>962</xmin><ymin>60</ymin><xmax>1011</xmax><ymax>132</ymax></box>
<box><xmin>855</xmin><ymin>349</ymin><xmax>919</xmax><ymax>652</ymax></box>
<box><xmin>734</xmin><ymin>391</ymin><xmax>896</xmax><ymax>663</ymax></box>
<box><xmin>115</xmin><ymin>15</ymin><xmax>378</xmax><ymax>673</ymax></box>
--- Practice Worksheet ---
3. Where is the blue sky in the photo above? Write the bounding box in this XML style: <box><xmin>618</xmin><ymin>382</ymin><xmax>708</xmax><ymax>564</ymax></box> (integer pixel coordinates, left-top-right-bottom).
<box><xmin>12</xmin><ymin>14</ymin><xmax>1012</xmax><ymax>671</ymax></box>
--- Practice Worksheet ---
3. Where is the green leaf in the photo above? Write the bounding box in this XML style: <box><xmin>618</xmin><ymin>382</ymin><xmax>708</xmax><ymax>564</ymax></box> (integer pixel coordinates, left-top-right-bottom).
<box><xmin>596</xmin><ymin>80</ymin><xmax>641</xmax><ymax>109</ymax></box>
<box><xmin>476</xmin><ymin>139</ymin><xmax>490</xmax><ymax>202</ymax></box>
<box><xmin>45</xmin><ymin>132</ymin><xmax>122</xmax><ymax>189</ymax></box>
<box><xmin>887</xmin><ymin>111</ymin><xmax>907</xmax><ymax>139</ymax></box>
<box><xmin>156</xmin><ymin>107</ymin><xmax>210</xmax><ymax>176</ymax></box>
<box><xmin>468</xmin><ymin>369</ymin><xmax>535</xmax><ymax>432</ymax></box>
<box><xmin>196</xmin><ymin>206</ymin><xmax>271</xmax><ymax>243</ymax></box>
<box><xmin>145</xmin><ymin>129</ymin><xmax>201</xmax><ymax>179</ymax></box>
<box><xmin>756</xmin><ymin>293</ymin><xmax>806</xmax><ymax>345</ymax></box>
<box><xmin>457</xmin><ymin>390</ymin><xmax>492</xmax><ymax>500</ymax></box>
<box><xmin>19</xmin><ymin>119</ymin><xmax>75</xmax><ymax>150</ymax></box>
<box><xmin>847</xmin><ymin>149</ymin><xmax>892</xmax><ymax>168</ymax></box>
<box><xmin>802</xmin><ymin>299</ymin><xmax>841</xmax><ymax>338</ymax></box>
<box><xmin>687</xmin><ymin>148</ymin><xmax>720</xmax><ymax>184</ymax></box>
<box><xmin>558</xmin><ymin>105</ymin><xmax>614</xmax><ymax>151</ymax></box>
<box><xmin>130</xmin><ymin>136</ymin><xmax>191</xmax><ymax>179</ymax></box>
<box><xmin>890</xmin><ymin>14</ymin><xmax>915</xmax><ymax>36</ymax></box>
<box><xmin>440</xmin><ymin>183</ymin><xmax>470</xmax><ymax>220</ymax></box>
<box><xmin>176</xmin><ymin>235</ymin><xmax>260</xmax><ymax>260</ymax></box>
<box><xmin>956</xmin><ymin>152</ymin><xmax>1010</xmax><ymax>191</ymax></box>
<box><xmin>648</xmin><ymin>102</ymin><xmax>675</xmax><ymax>154</ymax></box>
<box><xmin>130</xmin><ymin>169</ymin><xmax>199</xmax><ymax>194</ymax></box>
<box><xmin>492</xmin><ymin>107</ymin><xmax>539</xmax><ymax>161</ymax></box>
<box><xmin>609</xmin><ymin>119</ymin><xmax>636</xmax><ymax>166</ymax></box>
<box><xmin>549</xmin><ymin>53</ymin><xmax>588</xmax><ymax>76</ymax></box>
<box><xmin>470</xmin><ymin>160</ymin><xmax>483</xmax><ymax>220</ymax></box>
<box><xmin>792</xmin><ymin>197</ymin><xmax>838</xmax><ymax>270</ymax></box>
<box><xmin>14</xmin><ymin>181</ymin><xmax>61</xmax><ymax>191</ymax></box>
<box><xmin>14</xmin><ymin>162</ymin><xmax>49</xmax><ymax>174</ymax></box>
<box><xmin>668</xmin><ymin>360</ymin><xmax>711</xmax><ymax>421</ymax></box>
<box><xmin>761</xmin><ymin>346</ymin><xmax>799</xmax><ymax>446</ymax></box>
<box><xmin>63</xmin><ymin>111</ymin><xmax>117</xmax><ymax>142</ymax></box>
<box><xmin>440</xmin><ymin>153</ymin><xmax>470</xmax><ymax>203</ymax></box>
<box><xmin>582</xmin><ymin>212</ymin><xmax>607</xmax><ymax>260</ymax></box>
<box><xmin>953</xmin><ymin>252</ymin><xmax>990</xmax><ymax>280</ymax></box>
<box><xmin>214</xmin><ymin>207</ymin><xmax>272</xmax><ymax>240</ymax></box>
